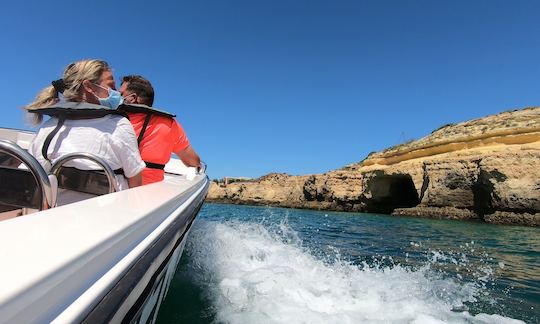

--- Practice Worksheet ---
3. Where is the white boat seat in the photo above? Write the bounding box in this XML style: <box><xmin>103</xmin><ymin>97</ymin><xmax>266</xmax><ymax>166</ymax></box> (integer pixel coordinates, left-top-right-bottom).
<box><xmin>0</xmin><ymin>140</ymin><xmax>57</xmax><ymax>215</ymax></box>
<box><xmin>55</xmin><ymin>167</ymin><xmax>114</xmax><ymax>196</ymax></box>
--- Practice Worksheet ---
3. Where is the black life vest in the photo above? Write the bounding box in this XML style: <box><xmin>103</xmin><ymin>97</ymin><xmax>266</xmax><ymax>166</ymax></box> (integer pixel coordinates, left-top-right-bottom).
<box><xmin>118</xmin><ymin>104</ymin><xmax>176</xmax><ymax>171</ymax></box>
<box><xmin>29</xmin><ymin>102</ymin><xmax>127</xmax><ymax>176</ymax></box>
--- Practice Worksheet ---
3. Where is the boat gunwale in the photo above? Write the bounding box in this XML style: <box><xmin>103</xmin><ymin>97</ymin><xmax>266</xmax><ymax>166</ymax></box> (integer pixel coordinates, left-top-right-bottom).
<box><xmin>80</xmin><ymin>178</ymin><xmax>209</xmax><ymax>323</ymax></box>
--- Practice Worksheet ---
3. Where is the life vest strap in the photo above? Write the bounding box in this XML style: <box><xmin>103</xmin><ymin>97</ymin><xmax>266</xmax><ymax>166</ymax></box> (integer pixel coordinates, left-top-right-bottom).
<box><xmin>42</xmin><ymin>114</ymin><xmax>66</xmax><ymax>162</ymax></box>
<box><xmin>118</xmin><ymin>104</ymin><xmax>175</xmax><ymax>118</ymax></box>
<box><xmin>144</xmin><ymin>161</ymin><xmax>166</xmax><ymax>170</ymax></box>
<box><xmin>137</xmin><ymin>113</ymin><xmax>153</xmax><ymax>145</ymax></box>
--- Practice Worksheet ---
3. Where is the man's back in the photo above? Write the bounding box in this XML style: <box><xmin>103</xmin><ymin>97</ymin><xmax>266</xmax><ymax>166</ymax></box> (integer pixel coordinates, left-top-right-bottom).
<box><xmin>129</xmin><ymin>112</ymin><xmax>190</xmax><ymax>184</ymax></box>
<box><xmin>120</xmin><ymin>75</ymin><xmax>200</xmax><ymax>184</ymax></box>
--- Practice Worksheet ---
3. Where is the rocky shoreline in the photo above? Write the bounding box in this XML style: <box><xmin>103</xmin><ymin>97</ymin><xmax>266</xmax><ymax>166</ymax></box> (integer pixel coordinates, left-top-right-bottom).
<box><xmin>207</xmin><ymin>107</ymin><xmax>540</xmax><ymax>226</ymax></box>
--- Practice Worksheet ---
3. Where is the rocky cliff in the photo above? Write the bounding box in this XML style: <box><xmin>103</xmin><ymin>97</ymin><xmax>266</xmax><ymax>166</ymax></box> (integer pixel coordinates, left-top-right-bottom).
<box><xmin>207</xmin><ymin>107</ymin><xmax>540</xmax><ymax>226</ymax></box>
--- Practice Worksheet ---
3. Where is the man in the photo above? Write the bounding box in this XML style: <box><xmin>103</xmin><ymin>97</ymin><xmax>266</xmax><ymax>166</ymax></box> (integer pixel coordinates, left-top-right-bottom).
<box><xmin>119</xmin><ymin>75</ymin><xmax>201</xmax><ymax>185</ymax></box>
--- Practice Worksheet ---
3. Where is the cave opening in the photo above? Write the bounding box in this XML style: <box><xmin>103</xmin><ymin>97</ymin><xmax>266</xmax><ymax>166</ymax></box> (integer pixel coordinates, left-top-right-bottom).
<box><xmin>365</xmin><ymin>174</ymin><xmax>420</xmax><ymax>214</ymax></box>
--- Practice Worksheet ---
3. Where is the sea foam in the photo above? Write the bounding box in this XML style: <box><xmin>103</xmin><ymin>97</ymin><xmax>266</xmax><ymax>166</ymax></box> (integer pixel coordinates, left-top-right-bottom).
<box><xmin>184</xmin><ymin>220</ymin><xmax>523</xmax><ymax>324</ymax></box>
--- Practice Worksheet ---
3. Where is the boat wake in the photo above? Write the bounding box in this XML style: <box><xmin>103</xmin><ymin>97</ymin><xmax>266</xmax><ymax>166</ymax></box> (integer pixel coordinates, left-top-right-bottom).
<box><xmin>183</xmin><ymin>219</ymin><xmax>523</xmax><ymax>324</ymax></box>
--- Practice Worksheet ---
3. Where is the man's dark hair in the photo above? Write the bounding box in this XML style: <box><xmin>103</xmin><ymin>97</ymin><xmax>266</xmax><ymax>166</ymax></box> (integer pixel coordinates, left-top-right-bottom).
<box><xmin>121</xmin><ymin>75</ymin><xmax>155</xmax><ymax>106</ymax></box>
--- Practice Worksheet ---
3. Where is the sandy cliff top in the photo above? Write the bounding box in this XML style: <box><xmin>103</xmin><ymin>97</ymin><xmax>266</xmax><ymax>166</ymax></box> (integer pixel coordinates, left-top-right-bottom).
<box><xmin>362</xmin><ymin>107</ymin><xmax>540</xmax><ymax>166</ymax></box>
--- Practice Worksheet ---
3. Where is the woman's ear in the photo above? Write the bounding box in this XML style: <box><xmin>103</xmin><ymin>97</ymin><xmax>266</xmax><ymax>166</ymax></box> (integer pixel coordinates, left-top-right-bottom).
<box><xmin>82</xmin><ymin>80</ymin><xmax>94</xmax><ymax>94</ymax></box>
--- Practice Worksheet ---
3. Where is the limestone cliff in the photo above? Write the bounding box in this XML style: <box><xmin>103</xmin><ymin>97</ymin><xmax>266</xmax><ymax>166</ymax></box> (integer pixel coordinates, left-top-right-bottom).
<box><xmin>207</xmin><ymin>107</ymin><xmax>540</xmax><ymax>226</ymax></box>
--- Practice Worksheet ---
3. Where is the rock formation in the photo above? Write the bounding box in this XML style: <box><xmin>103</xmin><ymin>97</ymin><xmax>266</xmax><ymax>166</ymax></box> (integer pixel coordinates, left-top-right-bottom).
<box><xmin>207</xmin><ymin>107</ymin><xmax>540</xmax><ymax>226</ymax></box>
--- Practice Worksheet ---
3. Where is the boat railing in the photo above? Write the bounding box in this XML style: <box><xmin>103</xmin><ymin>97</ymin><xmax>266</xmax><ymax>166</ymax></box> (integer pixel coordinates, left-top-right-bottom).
<box><xmin>0</xmin><ymin>139</ymin><xmax>56</xmax><ymax>212</ymax></box>
<box><xmin>50</xmin><ymin>152</ymin><xmax>120</xmax><ymax>194</ymax></box>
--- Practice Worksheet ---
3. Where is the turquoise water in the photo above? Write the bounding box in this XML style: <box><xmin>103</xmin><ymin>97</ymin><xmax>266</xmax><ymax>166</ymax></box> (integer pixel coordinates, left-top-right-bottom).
<box><xmin>157</xmin><ymin>203</ymin><xmax>539</xmax><ymax>323</ymax></box>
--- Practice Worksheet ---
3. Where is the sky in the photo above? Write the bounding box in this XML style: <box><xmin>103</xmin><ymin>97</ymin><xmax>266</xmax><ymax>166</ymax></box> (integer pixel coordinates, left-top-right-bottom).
<box><xmin>1</xmin><ymin>0</ymin><xmax>540</xmax><ymax>180</ymax></box>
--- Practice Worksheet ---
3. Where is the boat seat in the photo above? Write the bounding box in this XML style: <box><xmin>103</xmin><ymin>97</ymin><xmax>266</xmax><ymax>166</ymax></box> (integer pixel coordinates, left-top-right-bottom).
<box><xmin>0</xmin><ymin>140</ymin><xmax>57</xmax><ymax>217</ymax></box>
<box><xmin>55</xmin><ymin>167</ymin><xmax>114</xmax><ymax>196</ymax></box>
<box><xmin>0</xmin><ymin>167</ymin><xmax>42</xmax><ymax>210</ymax></box>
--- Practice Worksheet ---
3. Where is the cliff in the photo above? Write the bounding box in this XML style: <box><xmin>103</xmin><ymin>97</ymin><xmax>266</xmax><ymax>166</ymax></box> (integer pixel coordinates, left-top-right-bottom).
<box><xmin>207</xmin><ymin>107</ymin><xmax>540</xmax><ymax>226</ymax></box>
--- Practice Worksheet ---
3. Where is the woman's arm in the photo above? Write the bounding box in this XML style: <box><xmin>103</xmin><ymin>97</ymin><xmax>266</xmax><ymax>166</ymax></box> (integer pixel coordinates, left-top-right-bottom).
<box><xmin>127</xmin><ymin>171</ymin><xmax>143</xmax><ymax>188</ymax></box>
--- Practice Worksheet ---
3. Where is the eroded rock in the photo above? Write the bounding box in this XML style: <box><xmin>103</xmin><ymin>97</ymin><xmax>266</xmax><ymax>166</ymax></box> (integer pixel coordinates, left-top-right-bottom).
<box><xmin>206</xmin><ymin>107</ymin><xmax>540</xmax><ymax>226</ymax></box>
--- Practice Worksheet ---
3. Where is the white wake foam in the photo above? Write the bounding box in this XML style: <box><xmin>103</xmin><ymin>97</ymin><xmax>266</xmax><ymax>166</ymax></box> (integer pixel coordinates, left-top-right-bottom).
<box><xmin>185</xmin><ymin>220</ymin><xmax>523</xmax><ymax>324</ymax></box>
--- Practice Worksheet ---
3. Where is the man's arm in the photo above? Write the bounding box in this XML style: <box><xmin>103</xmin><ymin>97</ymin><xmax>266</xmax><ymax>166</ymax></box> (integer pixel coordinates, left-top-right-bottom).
<box><xmin>127</xmin><ymin>172</ymin><xmax>143</xmax><ymax>188</ymax></box>
<box><xmin>175</xmin><ymin>145</ymin><xmax>201</xmax><ymax>169</ymax></box>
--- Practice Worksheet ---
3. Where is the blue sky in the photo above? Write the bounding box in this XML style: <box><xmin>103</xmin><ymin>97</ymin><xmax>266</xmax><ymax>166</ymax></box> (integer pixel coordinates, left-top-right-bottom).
<box><xmin>1</xmin><ymin>1</ymin><xmax>539</xmax><ymax>179</ymax></box>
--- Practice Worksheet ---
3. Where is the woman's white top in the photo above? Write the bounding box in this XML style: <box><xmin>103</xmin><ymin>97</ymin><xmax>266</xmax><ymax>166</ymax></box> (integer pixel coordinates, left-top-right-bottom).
<box><xmin>29</xmin><ymin>115</ymin><xmax>146</xmax><ymax>190</ymax></box>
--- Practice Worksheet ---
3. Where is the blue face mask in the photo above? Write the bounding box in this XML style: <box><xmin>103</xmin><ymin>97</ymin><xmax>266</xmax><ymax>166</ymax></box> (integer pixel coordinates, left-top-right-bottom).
<box><xmin>93</xmin><ymin>83</ymin><xmax>124</xmax><ymax>109</ymax></box>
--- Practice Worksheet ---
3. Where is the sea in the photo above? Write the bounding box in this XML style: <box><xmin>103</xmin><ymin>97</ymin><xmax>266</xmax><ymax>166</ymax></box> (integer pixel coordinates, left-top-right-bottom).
<box><xmin>156</xmin><ymin>203</ymin><xmax>539</xmax><ymax>324</ymax></box>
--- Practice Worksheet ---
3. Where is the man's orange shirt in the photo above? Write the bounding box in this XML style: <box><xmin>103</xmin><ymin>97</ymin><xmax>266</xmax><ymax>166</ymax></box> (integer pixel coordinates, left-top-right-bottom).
<box><xmin>128</xmin><ymin>112</ymin><xmax>190</xmax><ymax>184</ymax></box>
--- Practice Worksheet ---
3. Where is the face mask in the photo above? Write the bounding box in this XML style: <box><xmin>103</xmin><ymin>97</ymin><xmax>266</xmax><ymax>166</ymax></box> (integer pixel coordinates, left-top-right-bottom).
<box><xmin>93</xmin><ymin>83</ymin><xmax>124</xmax><ymax>109</ymax></box>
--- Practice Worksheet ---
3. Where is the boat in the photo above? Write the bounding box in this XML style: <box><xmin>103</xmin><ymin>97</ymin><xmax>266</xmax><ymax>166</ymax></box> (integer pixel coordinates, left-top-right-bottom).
<box><xmin>0</xmin><ymin>127</ymin><xmax>209</xmax><ymax>323</ymax></box>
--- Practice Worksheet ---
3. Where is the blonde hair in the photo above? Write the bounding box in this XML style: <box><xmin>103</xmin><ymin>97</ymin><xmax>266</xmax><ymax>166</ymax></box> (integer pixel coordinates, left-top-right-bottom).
<box><xmin>24</xmin><ymin>59</ymin><xmax>110</xmax><ymax>124</ymax></box>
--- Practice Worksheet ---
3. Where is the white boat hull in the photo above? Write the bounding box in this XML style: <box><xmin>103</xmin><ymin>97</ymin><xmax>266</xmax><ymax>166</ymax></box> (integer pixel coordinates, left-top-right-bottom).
<box><xmin>0</xmin><ymin>127</ymin><xmax>209</xmax><ymax>324</ymax></box>
<box><xmin>80</xmin><ymin>180</ymin><xmax>207</xmax><ymax>324</ymax></box>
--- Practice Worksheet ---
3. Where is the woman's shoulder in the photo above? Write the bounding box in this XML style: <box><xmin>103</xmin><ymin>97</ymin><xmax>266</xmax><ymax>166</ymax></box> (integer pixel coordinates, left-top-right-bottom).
<box><xmin>95</xmin><ymin>114</ymin><xmax>131</xmax><ymax>128</ymax></box>
<box><xmin>112</xmin><ymin>115</ymin><xmax>135</xmax><ymax>130</ymax></box>
<box><xmin>62</xmin><ymin>115</ymin><xmax>131</xmax><ymax>135</ymax></box>
<box><xmin>38</xmin><ymin>117</ymin><xmax>59</xmax><ymax>128</ymax></box>
<box><xmin>107</xmin><ymin>115</ymin><xmax>137</xmax><ymax>139</ymax></box>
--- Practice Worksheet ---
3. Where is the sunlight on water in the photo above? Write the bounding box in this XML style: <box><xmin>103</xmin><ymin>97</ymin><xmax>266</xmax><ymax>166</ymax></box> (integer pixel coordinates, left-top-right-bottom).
<box><xmin>184</xmin><ymin>219</ymin><xmax>524</xmax><ymax>324</ymax></box>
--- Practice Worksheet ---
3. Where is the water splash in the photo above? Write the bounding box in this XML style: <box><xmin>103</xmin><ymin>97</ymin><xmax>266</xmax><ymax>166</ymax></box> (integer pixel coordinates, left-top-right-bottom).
<box><xmin>184</xmin><ymin>219</ymin><xmax>523</xmax><ymax>324</ymax></box>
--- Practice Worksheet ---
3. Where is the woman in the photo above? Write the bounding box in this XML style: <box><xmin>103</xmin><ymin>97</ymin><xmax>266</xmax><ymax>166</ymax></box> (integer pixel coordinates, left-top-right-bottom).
<box><xmin>24</xmin><ymin>59</ymin><xmax>145</xmax><ymax>202</ymax></box>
